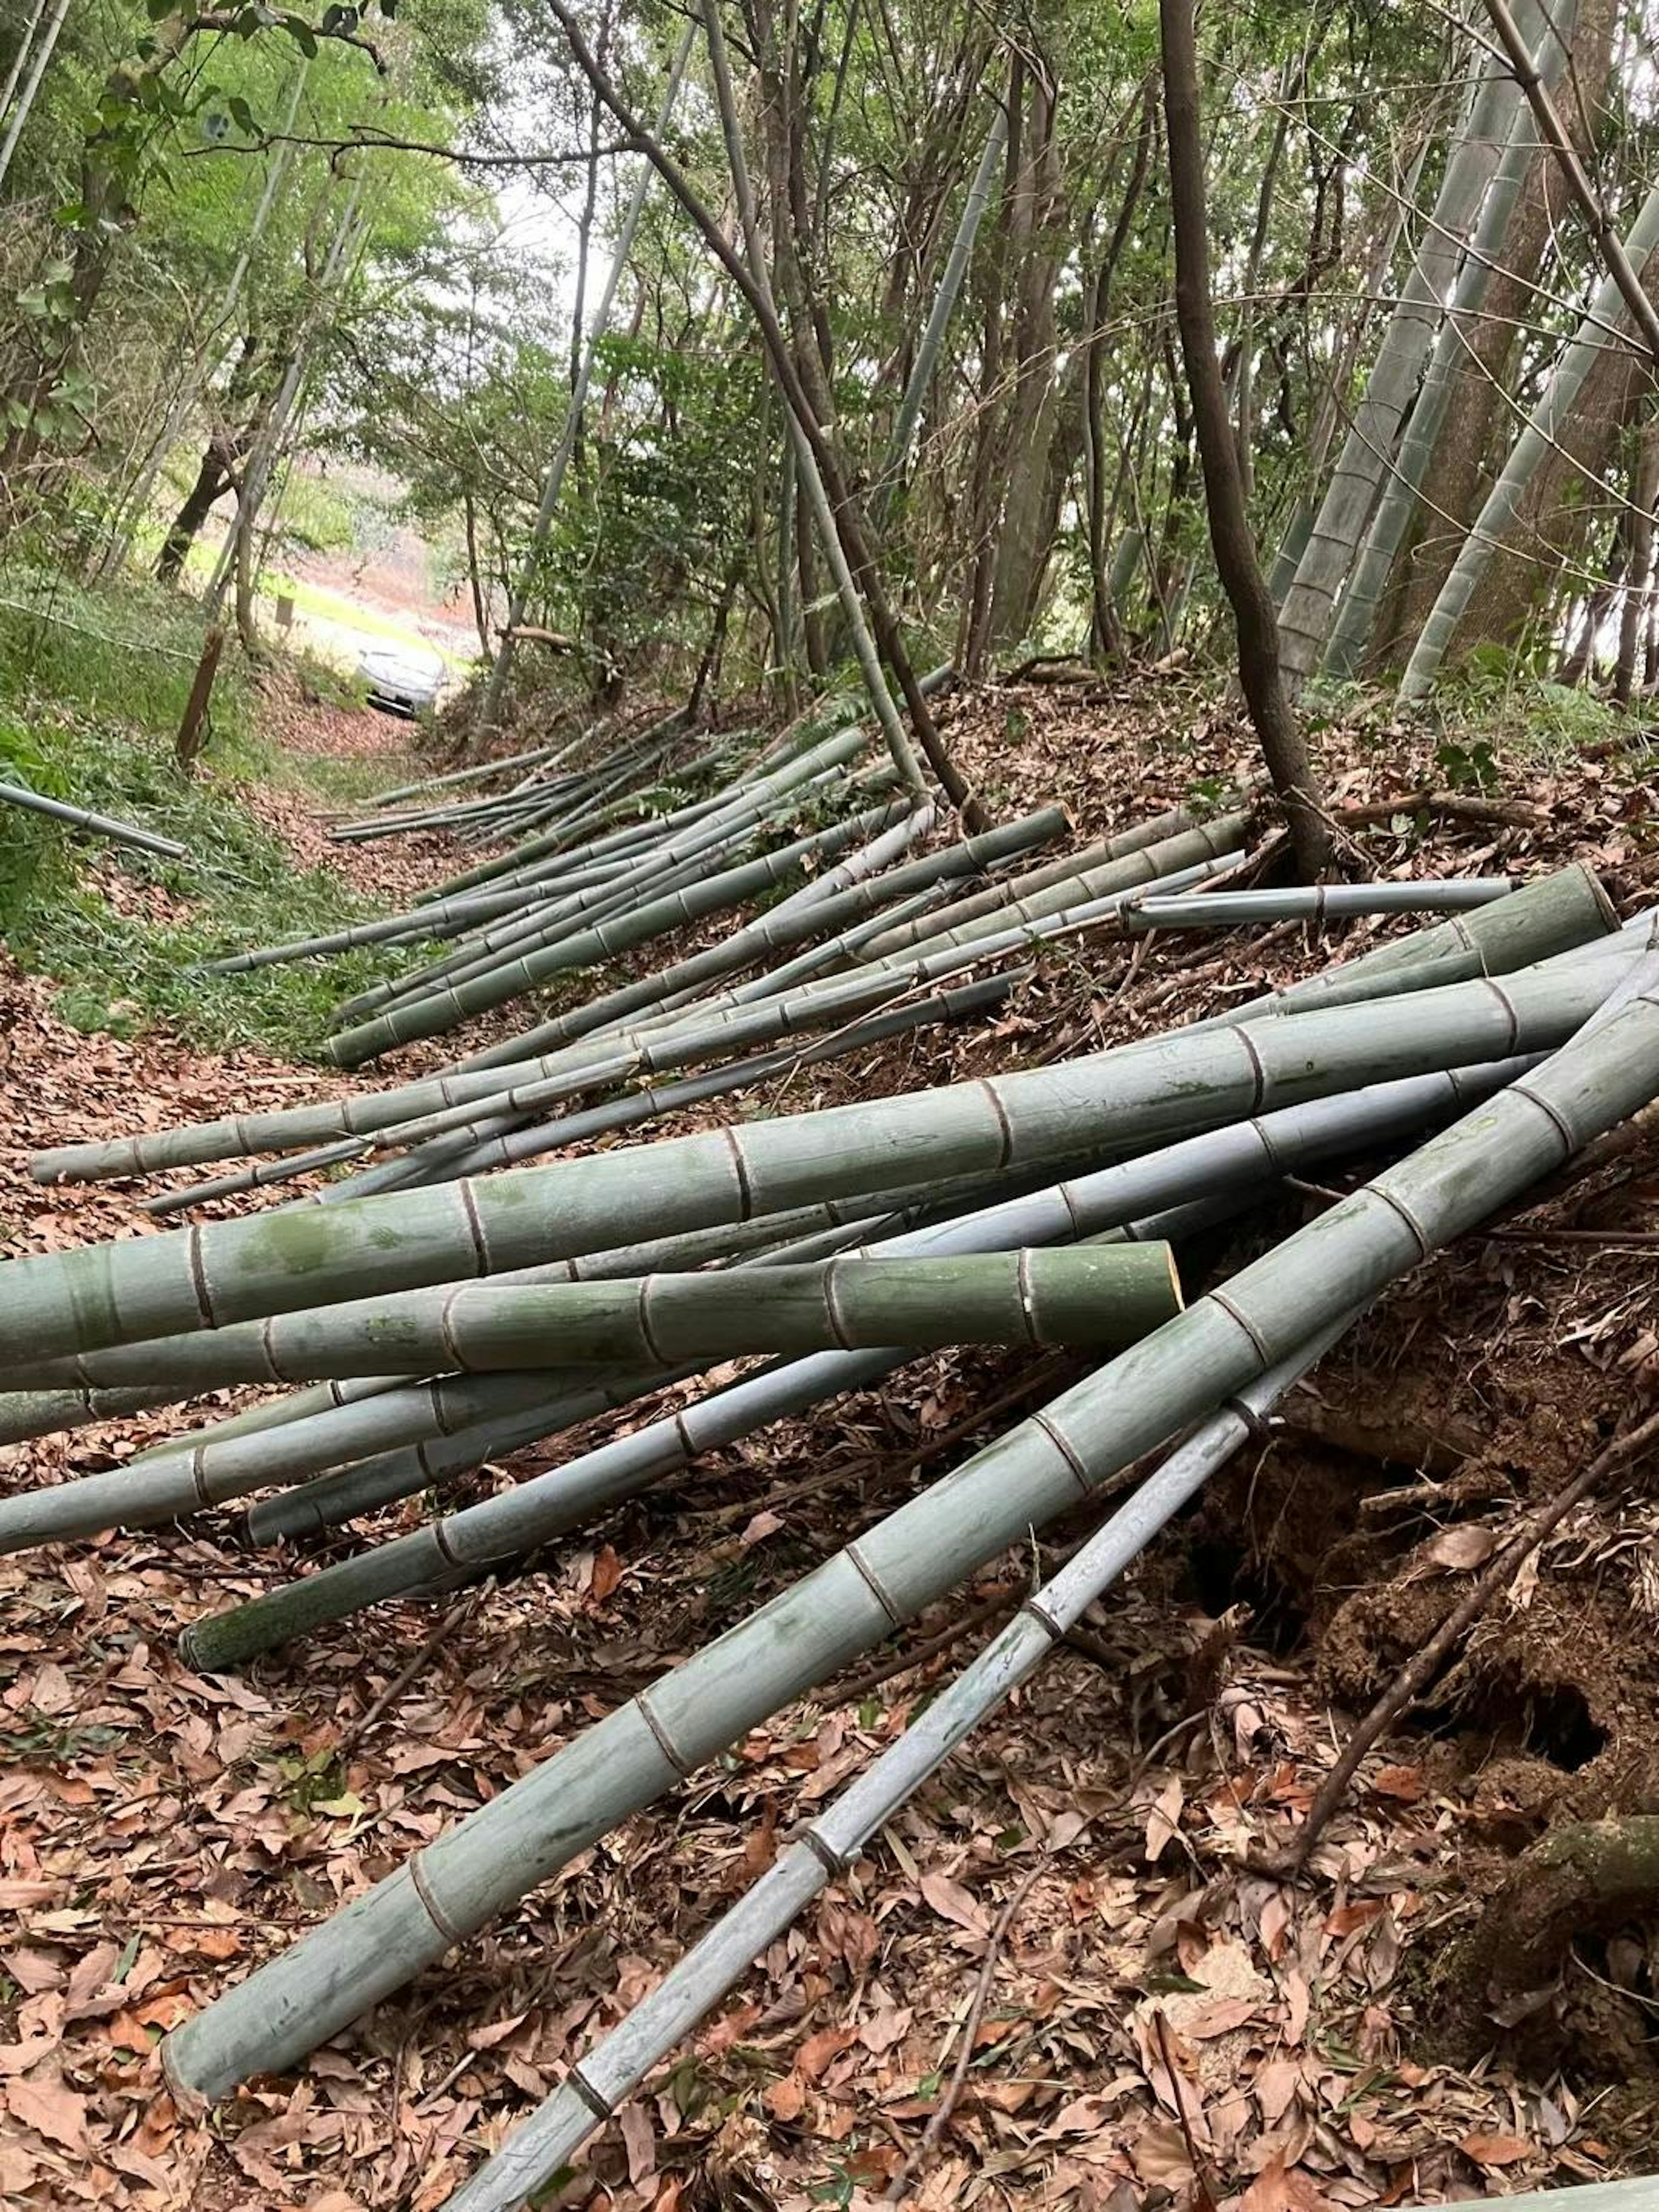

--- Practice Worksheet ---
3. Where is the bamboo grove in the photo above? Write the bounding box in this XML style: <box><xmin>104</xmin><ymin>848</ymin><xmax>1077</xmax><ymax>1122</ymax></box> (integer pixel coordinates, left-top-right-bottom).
<box><xmin>3</xmin><ymin>0</ymin><xmax>1659</xmax><ymax>710</ymax></box>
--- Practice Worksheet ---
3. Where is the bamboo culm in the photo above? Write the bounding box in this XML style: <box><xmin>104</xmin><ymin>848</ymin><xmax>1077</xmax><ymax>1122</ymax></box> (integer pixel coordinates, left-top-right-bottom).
<box><xmin>1125</xmin><ymin>878</ymin><xmax>1516</xmax><ymax>929</ymax></box>
<box><xmin>0</xmin><ymin>780</ymin><xmax>187</xmax><ymax>859</ymax></box>
<box><xmin>859</xmin><ymin>801</ymin><xmax>1201</xmax><ymax>957</ymax></box>
<box><xmin>1</xmin><ymin>938</ymin><xmax>1636</xmax><ymax>1372</ymax></box>
<box><xmin>177</xmin><ymin>1052</ymin><xmax>1527</xmax><ymax>1661</ymax></box>
<box><xmin>322</xmin><ymin>793</ymin><xmax>916</xmax><ymax>1067</ymax></box>
<box><xmin>871</xmin><ymin>813</ymin><xmax>1250</xmax><ymax>966</ymax></box>
<box><xmin>0</xmin><ymin>1249</ymin><xmax>1182</xmax><ymax>1396</ymax></box>
<box><xmin>161</xmin><ymin>972</ymin><xmax>1659</xmax><ymax>2098</ymax></box>
<box><xmin>1398</xmin><ymin>176</ymin><xmax>1659</xmax><ymax>703</ymax></box>
<box><xmin>1180</xmin><ymin>860</ymin><xmax>1616</xmax><ymax>1033</ymax></box>
<box><xmin>437</xmin><ymin>1318</ymin><xmax>1354</xmax><ymax>2212</ymax></box>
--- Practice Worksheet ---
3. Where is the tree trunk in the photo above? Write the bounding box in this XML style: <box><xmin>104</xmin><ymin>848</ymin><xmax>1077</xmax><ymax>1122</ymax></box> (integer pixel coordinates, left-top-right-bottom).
<box><xmin>1159</xmin><ymin>0</ymin><xmax>1328</xmax><ymax>873</ymax></box>
<box><xmin>1379</xmin><ymin>0</ymin><xmax>1621</xmax><ymax>658</ymax></box>
<box><xmin>1615</xmin><ymin>421</ymin><xmax>1659</xmax><ymax>705</ymax></box>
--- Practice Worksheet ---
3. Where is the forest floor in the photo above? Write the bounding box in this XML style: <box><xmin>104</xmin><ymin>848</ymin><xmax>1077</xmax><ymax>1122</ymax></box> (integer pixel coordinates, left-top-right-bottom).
<box><xmin>2</xmin><ymin>655</ymin><xmax>1659</xmax><ymax>2212</ymax></box>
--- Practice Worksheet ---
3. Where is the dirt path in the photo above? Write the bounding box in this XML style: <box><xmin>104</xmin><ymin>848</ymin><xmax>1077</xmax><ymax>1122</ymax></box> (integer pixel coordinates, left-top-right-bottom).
<box><xmin>0</xmin><ymin>684</ymin><xmax>1656</xmax><ymax>2210</ymax></box>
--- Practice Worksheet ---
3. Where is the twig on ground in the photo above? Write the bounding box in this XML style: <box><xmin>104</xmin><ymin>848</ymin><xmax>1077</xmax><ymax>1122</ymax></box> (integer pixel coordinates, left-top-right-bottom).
<box><xmin>1333</xmin><ymin>787</ymin><xmax>1548</xmax><ymax>832</ymax></box>
<box><xmin>699</xmin><ymin>1360</ymin><xmax>1074</xmax><ymax>1529</ymax></box>
<box><xmin>832</xmin><ymin>1584</ymin><xmax>1021</xmax><ymax>1704</ymax></box>
<box><xmin>338</xmin><ymin>1591</ymin><xmax>482</xmax><ymax>1758</ymax></box>
<box><xmin>882</xmin><ymin>1854</ymin><xmax>1049</xmax><ymax>2203</ymax></box>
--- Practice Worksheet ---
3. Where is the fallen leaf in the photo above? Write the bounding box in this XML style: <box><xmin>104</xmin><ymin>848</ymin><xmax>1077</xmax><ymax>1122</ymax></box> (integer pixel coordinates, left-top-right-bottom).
<box><xmin>765</xmin><ymin>2073</ymin><xmax>807</xmax><ymax>2121</ymax></box>
<box><xmin>1240</xmin><ymin>2154</ymin><xmax>1332</xmax><ymax>2212</ymax></box>
<box><xmin>5</xmin><ymin>2070</ymin><xmax>86</xmax><ymax>2153</ymax></box>
<box><xmin>1427</xmin><ymin>1526</ymin><xmax>1498</xmax><ymax>1571</ymax></box>
<box><xmin>1144</xmin><ymin>1776</ymin><xmax>1184</xmax><ymax>1863</ymax></box>
<box><xmin>795</xmin><ymin>2024</ymin><xmax>855</xmax><ymax>2081</ymax></box>
<box><xmin>919</xmin><ymin>1871</ymin><xmax>989</xmax><ymax>1937</ymax></box>
<box><xmin>1462</xmin><ymin>2131</ymin><xmax>1531</xmax><ymax>2167</ymax></box>
<box><xmin>590</xmin><ymin>1544</ymin><xmax>623</xmax><ymax>1602</ymax></box>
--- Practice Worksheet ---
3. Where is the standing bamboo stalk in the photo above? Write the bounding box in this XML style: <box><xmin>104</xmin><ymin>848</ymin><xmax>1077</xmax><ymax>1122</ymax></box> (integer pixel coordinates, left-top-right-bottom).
<box><xmin>475</xmin><ymin>27</ymin><xmax>695</xmax><ymax>737</ymax></box>
<box><xmin>1398</xmin><ymin>177</ymin><xmax>1659</xmax><ymax>702</ymax></box>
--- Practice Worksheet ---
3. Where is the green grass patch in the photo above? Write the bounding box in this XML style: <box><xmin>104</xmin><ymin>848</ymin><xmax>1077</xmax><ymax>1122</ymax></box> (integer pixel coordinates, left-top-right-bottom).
<box><xmin>0</xmin><ymin>578</ymin><xmax>433</xmax><ymax>1060</ymax></box>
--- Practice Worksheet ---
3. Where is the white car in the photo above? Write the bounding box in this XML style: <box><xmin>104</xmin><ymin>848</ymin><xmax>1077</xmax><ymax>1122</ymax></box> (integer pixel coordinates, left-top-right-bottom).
<box><xmin>359</xmin><ymin>640</ymin><xmax>443</xmax><ymax>719</ymax></box>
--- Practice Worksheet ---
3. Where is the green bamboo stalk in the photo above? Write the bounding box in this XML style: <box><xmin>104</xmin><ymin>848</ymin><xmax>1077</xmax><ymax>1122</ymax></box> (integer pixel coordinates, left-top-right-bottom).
<box><xmin>871</xmin><ymin>102</ymin><xmax>1009</xmax><ymax>521</ymax></box>
<box><xmin>0</xmin><ymin>1251</ymin><xmax>1179</xmax><ymax>1399</ymax></box>
<box><xmin>162</xmin><ymin>974</ymin><xmax>1659</xmax><ymax>2098</ymax></box>
<box><xmin>1126</xmin><ymin>878</ymin><xmax>1516</xmax><ymax>929</ymax></box>
<box><xmin>179</xmin><ymin>1055</ymin><xmax>1526</xmax><ymax>1659</ymax></box>
<box><xmin>332</xmin><ymin>787</ymin><xmax>907</xmax><ymax>1030</ymax></box>
<box><xmin>418</xmin><ymin>717</ymin><xmax>861</xmax><ymax>906</ymax></box>
<box><xmin>1323</xmin><ymin>0</ymin><xmax>1563</xmax><ymax>677</ymax></box>
<box><xmin>0</xmin><ymin>780</ymin><xmax>187</xmax><ymax>860</ymax></box>
<box><xmin>388</xmin><ymin>973</ymin><xmax>1021</xmax><ymax>1189</ymax></box>
<box><xmin>871</xmin><ymin>813</ymin><xmax>1250</xmax><ymax>967</ymax></box>
<box><xmin>347</xmin><ymin>783</ymin><xmax>911</xmax><ymax>1022</ymax></box>
<box><xmin>859</xmin><ymin>801</ymin><xmax>1201</xmax><ymax>957</ymax></box>
<box><xmin>235</xmin><ymin>1173</ymin><xmax>1037</xmax><ymax>1546</ymax></box>
<box><xmin>1398</xmin><ymin>175</ymin><xmax>1659</xmax><ymax>703</ymax></box>
<box><xmin>437</xmin><ymin>1318</ymin><xmax>1352</xmax><ymax>2212</ymax></box>
<box><xmin>322</xmin><ymin>821</ymin><xmax>880</xmax><ymax>1067</ymax></box>
<box><xmin>448</xmin><ymin>804</ymin><xmax>1069</xmax><ymax>1075</ymax></box>
<box><xmin>0</xmin><ymin>1201</ymin><xmax>904</xmax><ymax>1403</ymax></box>
<box><xmin>2</xmin><ymin>940</ymin><xmax>1637</xmax><ymax>1375</ymax></box>
<box><xmin>1276</xmin><ymin>30</ymin><xmax>1529</xmax><ymax>683</ymax></box>
<box><xmin>1182</xmin><ymin>860</ymin><xmax>1617</xmax><ymax>1032</ymax></box>
<box><xmin>0</xmin><ymin>1383</ymin><xmax>178</xmax><ymax>1446</ymax></box>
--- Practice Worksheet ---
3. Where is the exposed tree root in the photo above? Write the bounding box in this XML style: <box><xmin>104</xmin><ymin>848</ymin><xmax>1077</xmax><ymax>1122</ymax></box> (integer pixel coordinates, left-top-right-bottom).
<box><xmin>1462</xmin><ymin>1814</ymin><xmax>1659</xmax><ymax>2022</ymax></box>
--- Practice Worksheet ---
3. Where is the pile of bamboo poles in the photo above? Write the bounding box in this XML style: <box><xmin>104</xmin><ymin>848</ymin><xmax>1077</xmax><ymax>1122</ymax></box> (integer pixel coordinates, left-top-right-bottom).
<box><xmin>6</xmin><ymin>715</ymin><xmax>1656</xmax><ymax>2206</ymax></box>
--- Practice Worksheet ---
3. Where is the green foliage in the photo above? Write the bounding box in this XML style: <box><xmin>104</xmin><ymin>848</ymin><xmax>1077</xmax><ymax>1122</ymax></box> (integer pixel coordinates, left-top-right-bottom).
<box><xmin>1433</xmin><ymin>736</ymin><xmax>1498</xmax><ymax>793</ymax></box>
<box><xmin>0</xmin><ymin>584</ymin><xmax>419</xmax><ymax>1058</ymax></box>
<box><xmin>1435</xmin><ymin>642</ymin><xmax>1657</xmax><ymax>758</ymax></box>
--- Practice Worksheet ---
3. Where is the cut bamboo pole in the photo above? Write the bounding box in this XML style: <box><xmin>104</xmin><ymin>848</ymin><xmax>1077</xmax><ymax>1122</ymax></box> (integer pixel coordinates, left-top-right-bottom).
<box><xmin>869</xmin><ymin>813</ymin><xmax>1251</xmax><ymax>967</ymax></box>
<box><xmin>2</xmin><ymin>942</ymin><xmax>1639</xmax><ymax>1375</ymax></box>
<box><xmin>161</xmin><ymin>972</ymin><xmax>1659</xmax><ymax>2098</ymax></box>
<box><xmin>323</xmin><ymin>793</ymin><xmax>915</xmax><ymax>1066</ymax></box>
<box><xmin>437</xmin><ymin>1319</ymin><xmax>1353</xmax><ymax>2212</ymax></box>
<box><xmin>237</xmin><ymin>1170</ymin><xmax>1056</xmax><ymax>1545</ymax></box>
<box><xmin>317</xmin><ymin>783</ymin><xmax>906</xmax><ymax>1030</ymax></box>
<box><xmin>1181</xmin><ymin>860</ymin><xmax>1616</xmax><ymax>1032</ymax></box>
<box><xmin>0</xmin><ymin>781</ymin><xmax>187</xmax><ymax>860</ymax></box>
<box><xmin>859</xmin><ymin>801</ymin><xmax>1202</xmax><ymax>957</ymax></box>
<box><xmin>178</xmin><ymin>1053</ymin><xmax>1525</xmax><ymax>1659</ymax></box>
<box><xmin>0</xmin><ymin>1250</ymin><xmax>1180</xmax><ymax>1393</ymax></box>
<box><xmin>1125</xmin><ymin>878</ymin><xmax>1516</xmax><ymax>929</ymax></box>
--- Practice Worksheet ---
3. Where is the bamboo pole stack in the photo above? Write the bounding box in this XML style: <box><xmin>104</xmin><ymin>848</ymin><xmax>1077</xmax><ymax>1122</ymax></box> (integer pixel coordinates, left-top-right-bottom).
<box><xmin>3</xmin><ymin>667</ymin><xmax>1649</xmax><ymax>2202</ymax></box>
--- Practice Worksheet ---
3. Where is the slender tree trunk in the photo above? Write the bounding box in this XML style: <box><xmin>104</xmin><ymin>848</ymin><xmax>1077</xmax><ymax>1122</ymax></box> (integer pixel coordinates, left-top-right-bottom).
<box><xmin>1160</xmin><ymin>0</ymin><xmax>1329</xmax><ymax>874</ymax></box>
<box><xmin>1615</xmin><ymin>421</ymin><xmax>1659</xmax><ymax>705</ymax></box>
<box><xmin>1084</xmin><ymin>86</ymin><xmax>1154</xmax><ymax>663</ymax></box>
<box><xmin>0</xmin><ymin>0</ymin><xmax>68</xmax><ymax>195</ymax></box>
